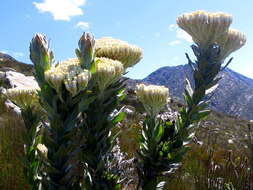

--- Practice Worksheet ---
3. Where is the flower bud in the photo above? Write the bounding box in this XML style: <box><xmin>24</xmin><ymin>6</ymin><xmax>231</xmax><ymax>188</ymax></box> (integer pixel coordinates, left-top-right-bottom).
<box><xmin>30</xmin><ymin>33</ymin><xmax>53</xmax><ymax>72</ymax></box>
<box><xmin>136</xmin><ymin>84</ymin><xmax>169</xmax><ymax>117</ymax></box>
<box><xmin>94</xmin><ymin>57</ymin><xmax>124</xmax><ymax>91</ymax></box>
<box><xmin>95</xmin><ymin>37</ymin><xmax>143</xmax><ymax>68</ymax></box>
<box><xmin>77</xmin><ymin>32</ymin><xmax>95</xmax><ymax>69</ymax></box>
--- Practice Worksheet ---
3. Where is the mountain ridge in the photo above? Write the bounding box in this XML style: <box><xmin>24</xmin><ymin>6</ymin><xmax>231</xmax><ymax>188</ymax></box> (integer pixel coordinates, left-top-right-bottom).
<box><xmin>141</xmin><ymin>64</ymin><xmax>253</xmax><ymax>120</ymax></box>
<box><xmin>1</xmin><ymin>52</ymin><xmax>253</xmax><ymax>120</ymax></box>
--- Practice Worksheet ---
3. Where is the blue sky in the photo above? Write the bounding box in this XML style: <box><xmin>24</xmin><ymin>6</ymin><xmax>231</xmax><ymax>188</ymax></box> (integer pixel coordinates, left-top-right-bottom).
<box><xmin>1</xmin><ymin>0</ymin><xmax>253</xmax><ymax>79</ymax></box>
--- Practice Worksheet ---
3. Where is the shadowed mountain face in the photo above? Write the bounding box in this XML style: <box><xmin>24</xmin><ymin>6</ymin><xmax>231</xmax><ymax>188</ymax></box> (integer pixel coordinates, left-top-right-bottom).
<box><xmin>142</xmin><ymin>64</ymin><xmax>253</xmax><ymax>120</ymax></box>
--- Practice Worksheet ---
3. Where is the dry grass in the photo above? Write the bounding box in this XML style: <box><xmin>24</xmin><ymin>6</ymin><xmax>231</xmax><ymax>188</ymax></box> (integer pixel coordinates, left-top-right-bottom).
<box><xmin>0</xmin><ymin>96</ymin><xmax>28</xmax><ymax>190</ymax></box>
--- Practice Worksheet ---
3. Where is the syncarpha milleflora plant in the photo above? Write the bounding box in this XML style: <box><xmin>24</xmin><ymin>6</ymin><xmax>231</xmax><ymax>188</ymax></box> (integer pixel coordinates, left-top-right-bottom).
<box><xmin>136</xmin><ymin>10</ymin><xmax>246</xmax><ymax>189</ymax></box>
<box><xmin>77</xmin><ymin>37</ymin><xmax>142</xmax><ymax>190</ymax></box>
<box><xmin>30</xmin><ymin>33</ymin><xmax>94</xmax><ymax>189</ymax></box>
<box><xmin>4</xmin><ymin>87</ymin><xmax>43</xmax><ymax>190</ymax></box>
<box><xmin>29</xmin><ymin>33</ymin><xmax>142</xmax><ymax>189</ymax></box>
<box><xmin>136</xmin><ymin>84</ymin><xmax>172</xmax><ymax>189</ymax></box>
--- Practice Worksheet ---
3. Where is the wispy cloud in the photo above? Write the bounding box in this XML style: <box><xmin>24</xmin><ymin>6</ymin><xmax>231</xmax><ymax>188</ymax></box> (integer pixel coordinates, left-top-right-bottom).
<box><xmin>25</xmin><ymin>14</ymin><xmax>31</xmax><ymax>19</ymax></box>
<box><xmin>33</xmin><ymin>0</ymin><xmax>86</xmax><ymax>21</ymax></box>
<box><xmin>154</xmin><ymin>32</ymin><xmax>160</xmax><ymax>38</ymax></box>
<box><xmin>0</xmin><ymin>50</ymin><xmax>24</xmax><ymax>59</ymax></box>
<box><xmin>169</xmin><ymin>40</ymin><xmax>181</xmax><ymax>46</ymax></box>
<box><xmin>169</xmin><ymin>24</ymin><xmax>177</xmax><ymax>31</ymax></box>
<box><xmin>13</xmin><ymin>52</ymin><xmax>24</xmax><ymax>58</ymax></box>
<box><xmin>0</xmin><ymin>50</ymin><xmax>9</xmax><ymax>54</ymax></box>
<box><xmin>76</xmin><ymin>21</ymin><xmax>89</xmax><ymax>30</ymax></box>
<box><xmin>168</xmin><ymin>23</ymin><xmax>193</xmax><ymax>44</ymax></box>
<box><xmin>176</xmin><ymin>29</ymin><xmax>193</xmax><ymax>43</ymax></box>
<box><xmin>172</xmin><ymin>56</ymin><xmax>179</xmax><ymax>62</ymax></box>
<box><xmin>140</xmin><ymin>35</ymin><xmax>145</xmax><ymax>39</ymax></box>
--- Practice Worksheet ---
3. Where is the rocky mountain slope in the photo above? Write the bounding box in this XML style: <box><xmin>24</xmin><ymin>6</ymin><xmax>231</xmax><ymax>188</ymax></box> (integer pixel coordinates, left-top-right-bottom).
<box><xmin>142</xmin><ymin>64</ymin><xmax>253</xmax><ymax>120</ymax></box>
<box><xmin>0</xmin><ymin>52</ymin><xmax>33</xmax><ymax>76</ymax></box>
<box><xmin>1</xmin><ymin>52</ymin><xmax>253</xmax><ymax>120</ymax></box>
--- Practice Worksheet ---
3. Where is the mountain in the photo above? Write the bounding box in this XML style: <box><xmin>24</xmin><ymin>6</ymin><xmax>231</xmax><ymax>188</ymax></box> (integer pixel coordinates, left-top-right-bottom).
<box><xmin>142</xmin><ymin>64</ymin><xmax>253</xmax><ymax>120</ymax></box>
<box><xmin>1</xmin><ymin>52</ymin><xmax>253</xmax><ymax>120</ymax></box>
<box><xmin>0</xmin><ymin>52</ymin><xmax>34</xmax><ymax>76</ymax></box>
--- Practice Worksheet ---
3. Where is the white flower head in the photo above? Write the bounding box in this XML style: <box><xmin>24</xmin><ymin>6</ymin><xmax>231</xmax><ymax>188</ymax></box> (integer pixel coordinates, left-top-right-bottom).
<box><xmin>136</xmin><ymin>84</ymin><xmax>169</xmax><ymax>117</ymax></box>
<box><xmin>177</xmin><ymin>10</ymin><xmax>232</xmax><ymax>47</ymax></box>
<box><xmin>95</xmin><ymin>37</ymin><xmax>143</xmax><ymax>68</ymax></box>
<box><xmin>37</xmin><ymin>143</ymin><xmax>48</xmax><ymax>157</ymax></box>
<box><xmin>94</xmin><ymin>57</ymin><xmax>124</xmax><ymax>92</ymax></box>
<box><xmin>217</xmin><ymin>28</ymin><xmax>246</xmax><ymax>61</ymax></box>
<box><xmin>45</xmin><ymin>58</ymin><xmax>91</xmax><ymax>96</ymax></box>
<box><xmin>5</xmin><ymin>87</ymin><xmax>40</xmax><ymax>108</ymax></box>
<box><xmin>177</xmin><ymin>10</ymin><xmax>246</xmax><ymax>61</ymax></box>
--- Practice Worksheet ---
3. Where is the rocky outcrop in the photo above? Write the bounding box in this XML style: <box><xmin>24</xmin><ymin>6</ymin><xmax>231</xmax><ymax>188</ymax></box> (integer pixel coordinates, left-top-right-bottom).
<box><xmin>0</xmin><ymin>70</ymin><xmax>38</xmax><ymax>89</ymax></box>
<box><xmin>0</xmin><ymin>54</ymin><xmax>38</xmax><ymax>116</ymax></box>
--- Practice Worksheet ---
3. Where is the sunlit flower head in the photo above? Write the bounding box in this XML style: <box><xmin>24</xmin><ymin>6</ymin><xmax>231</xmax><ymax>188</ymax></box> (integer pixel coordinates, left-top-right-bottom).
<box><xmin>177</xmin><ymin>10</ymin><xmax>232</xmax><ymax>47</ymax></box>
<box><xmin>5</xmin><ymin>87</ymin><xmax>40</xmax><ymax>109</ymax></box>
<box><xmin>217</xmin><ymin>28</ymin><xmax>246</xmax><ymax>61</ymax></box>
<box><xmin>94</xmin><ymin>57</ymin><xmax>124</xmax><ymax>92</ymax></box>
<box><xmin>37</xmin><ymin>143</ymin><xmax>48</xmax><ymax>157</ymax></box>
<box><xmin>44</xmin><ymin>68</ymin><xmax>65</xmax><ymax>93</ymax></box>
<box><xmin>136</xmin><ymin>84</ymin><xmax>169</xmax><ymax>116</ymax></box>
<box><xmin>95</xmin><ymin>37</ymin><xmax>143</xmax><ymax>68</ymax></box>
<box><xmin>45</xmin><ymin>58</ymin><xmax>91</xmax><ymax>96</ymax></box>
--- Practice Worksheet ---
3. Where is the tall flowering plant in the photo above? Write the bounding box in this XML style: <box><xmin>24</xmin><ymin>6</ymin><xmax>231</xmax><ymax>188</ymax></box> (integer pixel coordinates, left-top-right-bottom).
<box><xmin>29</xmin><ymin>33</ymin><xmax>143</xmax><ymax>190</ymax></box>
<box><xmin>30</xmin><ymin>33</ymin><xmax>94</xmax><ymax>189</ymax></box>
<box><xmin>136</xmin><ymin>10</ymin><xmax>246</xmax><ymax>189</ymax></box>
<box><xmin>78</xmin><ymin>37</ymin><xmax>142</xmax><ymax>190</ymax></box>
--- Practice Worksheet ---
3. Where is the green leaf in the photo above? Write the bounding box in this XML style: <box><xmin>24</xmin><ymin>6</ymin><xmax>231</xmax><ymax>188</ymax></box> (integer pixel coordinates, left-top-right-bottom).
<box><xmin>153</xmin><ymin>125</ymin><xmax>164</xmax><ymax>143</ymax></box>
<box><xmin>78</xmin><ymin>95</ymin><xmax>97</xmax><ymax>112</ymax></box>
<box><xmin>112</xmin><ymin>111</ymin><xmax>125</xmax><ymax>124</ymax></box>
<box><xmin>90</xmin><ymin>60</ymin><xmax>96</xmax><ymax>74</ymax></box>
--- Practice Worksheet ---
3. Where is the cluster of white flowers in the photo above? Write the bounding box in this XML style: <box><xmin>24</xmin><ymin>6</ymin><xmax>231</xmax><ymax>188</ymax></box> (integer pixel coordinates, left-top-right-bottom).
<box><xmin>45</xmin><ymin>58</ymin><xmax>91</xmax><ymax>96</ymax></box>
<box><xmin>95</xmin><ymin>37</ymin><xmax>143</xmax><ymax>68</ymax></box>
<box><xmin>5</xmin><ymin>87</ymin><xmax>39</xmax><ymax>108</ymax></box>
<box><xmin>177</xmin><ymin>10</ymin><xmax>246</xmax><ymax>61</ymax></box>
<box><xmin>94</xmin><ymin>57</ymin><xmax>124</xmax><ymax>91</ymax></box>
<box><xmin>37</xmin><ymin>143</ymin><xmax>48</xmax><ymax>157</ymax></box>
<box><xmin>136</xmin><ymin>84</ymin><xmax>169</xmax><ymax>116</ymax></box>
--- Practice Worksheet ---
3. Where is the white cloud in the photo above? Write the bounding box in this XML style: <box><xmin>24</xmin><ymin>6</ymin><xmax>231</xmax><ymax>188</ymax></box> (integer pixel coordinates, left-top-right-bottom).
<box><xmin>168</xmin><ymin>23</ymin><xmax>193</xmax><ymax>43</ymax></box>
<box><xmin>154</xmin><ymin>32</ymin><xmax>160</xmax><ymax>38</ymax></box>
<box><xmin>13</xmin><ymin>52</ymin><xmax>24</xmax><ymax>58</ymax></box>
<box><xmin>76</xmin><ymin>21</ymin><xmax>89</xmax><ymax>30</ymax></box>
<box><xmin>176</xmin><ymin>29</ymin><xmax>193</xmax><ymax>43</ymax></box>
<box><xmin>172</xmin><ymin>56</ymin><xmax>179</xmax><ymax>62</ymax></box>
<box><xmin>169</xmin><ymin>24</ymin><xmax>177</xmax><ymax>31</ymax></box>
<box><xmin>169</xmin><ymin>40</ymin><xmax>181</xmax><ymax>46</ymax></box>
<box><xmin>0</xmin><ymin>50</ymin><xmax>9</xmax><ymax>54</ymax></box>
<box><xmin>33</xmin><ymin>0</ymin><xmax>86</xmax><ymax>21</ymax></box>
